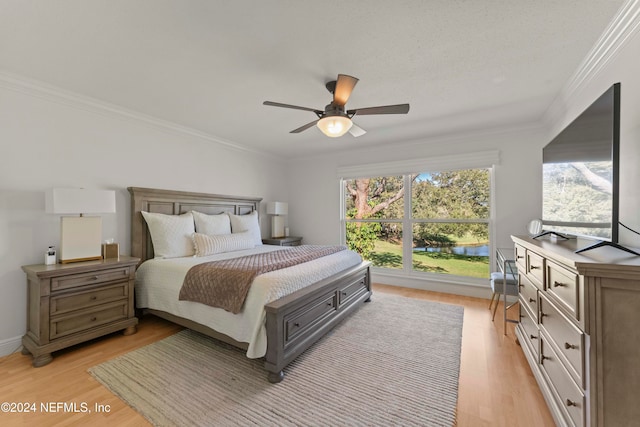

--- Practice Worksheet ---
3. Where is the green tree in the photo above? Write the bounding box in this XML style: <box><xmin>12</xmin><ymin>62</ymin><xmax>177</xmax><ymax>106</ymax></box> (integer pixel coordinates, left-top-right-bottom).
<box><xmin>344</xmin><ymin>176</ymin><xmax>415</xmax><ymax>256</ymax></box>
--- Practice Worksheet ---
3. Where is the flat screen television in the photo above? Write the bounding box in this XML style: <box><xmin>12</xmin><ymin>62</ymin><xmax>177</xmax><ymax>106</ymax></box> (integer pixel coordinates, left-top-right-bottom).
<box><xmin>539</xmin><ymin>83</ymin><xmax>635</xmax><ymax>254</ymax></box>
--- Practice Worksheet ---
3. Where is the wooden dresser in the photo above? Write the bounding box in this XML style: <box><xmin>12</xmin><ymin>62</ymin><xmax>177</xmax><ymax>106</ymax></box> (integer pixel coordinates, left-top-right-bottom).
<box><xmin>21</xmin><ymin>256</ymin><xmax>139</xmax><ymax>367</ymax></box>
<box><xmin>512</xmin><ymin>235</ymin><xmax>640</xmax><ymax>427</ymax></box>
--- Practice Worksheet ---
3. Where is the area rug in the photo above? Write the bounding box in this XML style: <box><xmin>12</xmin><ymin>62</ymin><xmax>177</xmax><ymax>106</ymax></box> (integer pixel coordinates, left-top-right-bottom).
<box><xmin>89</xmin><ymin>292</ymin><xmax>464</xmax><ymax>426</ymax></box>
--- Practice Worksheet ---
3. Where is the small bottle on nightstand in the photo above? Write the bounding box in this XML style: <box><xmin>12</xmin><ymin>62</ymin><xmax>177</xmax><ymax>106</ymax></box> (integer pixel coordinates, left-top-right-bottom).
<box><xmin>45</xmin><ymin>246</ymin><xmax>56</xmax><ymax>265</ymax></box>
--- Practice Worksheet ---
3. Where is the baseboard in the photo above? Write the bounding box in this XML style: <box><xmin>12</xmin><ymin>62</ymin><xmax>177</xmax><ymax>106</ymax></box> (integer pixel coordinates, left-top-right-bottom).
<box><xmin>0</xmin><ymin>335</ymin><xmax>23</xmax><ymax>358</ymax></box>
<box><xmin>371</xmin><ymin>271</ymin><xmax>491</xmax><ymax>299</ymax></box>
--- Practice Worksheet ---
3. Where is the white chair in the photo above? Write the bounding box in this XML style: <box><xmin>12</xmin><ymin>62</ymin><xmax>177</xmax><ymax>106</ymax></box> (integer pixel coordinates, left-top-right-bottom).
<box><xmin>488</xmin><ymin>271</ymin><xmax>518</xmax><ymax>321</ymax></box>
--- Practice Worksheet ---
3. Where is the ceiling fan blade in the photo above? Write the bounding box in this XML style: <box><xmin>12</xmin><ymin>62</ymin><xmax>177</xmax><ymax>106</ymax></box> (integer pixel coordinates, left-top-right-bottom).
<box><xmin>290</xmin><ymin>119</ymin><xmax>319</xmax><ymax>134</ymax></box>
<box><xmin>333</xmin><ymin>74</ymin><xmax>359</xmax><ymax>106</ymax></box>
<box><xmin>348</xmin><ymin>104</ymin><xmax>410</xmax><ymax>116</ymax></box>
<box><xmin>264</xmin><ymin>101</ymin><xmax>322</xmax><ymax>114</ymax></box>
<box><xmin>349</xmin><ymin>123</ymin><xmax>366</xmax><ymax>137</ymax></box>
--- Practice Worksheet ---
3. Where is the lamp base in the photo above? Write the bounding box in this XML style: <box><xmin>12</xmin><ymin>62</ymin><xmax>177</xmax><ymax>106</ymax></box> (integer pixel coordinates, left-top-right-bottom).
<box><xmin>60</xmin><ymin>255</ymin><xmax>103</xmax><ymax>264</ymax></box>
<box><xmin>271</xmin><ymin>216</ymin><xmax>285</xmax><ymax>238</ymax></box>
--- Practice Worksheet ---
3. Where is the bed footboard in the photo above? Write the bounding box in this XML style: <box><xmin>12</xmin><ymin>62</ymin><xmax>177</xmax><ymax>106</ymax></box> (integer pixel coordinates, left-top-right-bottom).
<box><xmin>264</xmin><ymin>261</ymin><xmax>371</xmax><ymax>383</ymax></box>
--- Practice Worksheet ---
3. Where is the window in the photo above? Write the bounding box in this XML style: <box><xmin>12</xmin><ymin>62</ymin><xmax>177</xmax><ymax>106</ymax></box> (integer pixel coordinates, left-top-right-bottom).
<box><xmin>342</xmin><ymin>168</ymin><xmax>491</xmax><ymax>280</ymax></box>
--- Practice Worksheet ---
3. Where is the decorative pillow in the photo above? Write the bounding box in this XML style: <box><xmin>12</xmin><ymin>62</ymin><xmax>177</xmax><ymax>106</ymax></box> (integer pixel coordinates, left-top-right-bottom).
<box><xmin>141</xmin><ymin>211</ymin><xmax>195</xmax><ymax>258</ymax></box>
<box><xmin>192</xmin><ymin>232</ymin><xmax>256</xmax><ymax>256</ymax></box>
<box><xmin>192</xmin><ymin>210</ymin><xmax>232</xmax><ymax>236</ymax></box>
<box><xmin>228</xmin><ymin>211</ymin><xmax>262</xmax><ymax>246</ymax></box>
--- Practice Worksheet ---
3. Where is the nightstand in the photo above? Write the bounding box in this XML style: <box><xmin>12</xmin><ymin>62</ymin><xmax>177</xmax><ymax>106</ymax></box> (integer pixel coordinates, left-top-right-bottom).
<box><xmin>21</xmin><ymin>256</ymin><xmax>139</xmax><ymax>367</ymax></box>
<box><xmin>262</xmin><ymin>236</ymin><xmax>303</xmax><ymax>246</ymax></box>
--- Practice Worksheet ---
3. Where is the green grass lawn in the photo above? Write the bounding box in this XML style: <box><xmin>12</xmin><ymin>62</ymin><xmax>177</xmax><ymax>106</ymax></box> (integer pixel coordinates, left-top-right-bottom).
<box><xmin>368</xmin><ymin>239</ymin><xmax>489</xmax><ymax>278</ymax></box>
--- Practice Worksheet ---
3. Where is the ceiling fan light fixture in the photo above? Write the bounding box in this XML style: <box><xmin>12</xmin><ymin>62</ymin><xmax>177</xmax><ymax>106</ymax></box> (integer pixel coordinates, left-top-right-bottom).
<box><xmin>316</xmin><ymin>115</ymin><xmax>353</xmax><ymax>137</ymax></box>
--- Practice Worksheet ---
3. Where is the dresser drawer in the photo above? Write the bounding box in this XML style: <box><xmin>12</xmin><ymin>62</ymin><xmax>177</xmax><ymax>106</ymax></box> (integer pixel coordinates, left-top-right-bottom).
<box><xmin>338</xmin><ymin>276</ymin><xmax>368</xmax><ymax>306</ymax></box>
<box><xmin>515</xmin><ymin>244</ymin><xmax>527</xmax><ymax>271</ymax></box>
<box><xmin>285</xmin><ymin>292</ymin><xmax>336</xmax><ymax>343</ymax></box>
<box><xmin>519</xmin><ymin>274</ymin><xmax>539</xmax><ymax>319</ymax></box>
<box><xmin>526</xmin><ymin>250</ymin><xmax>545</xmax><ymax>289</ymax></box>
<box><xmin>520</xmin><ymin>303</ymin><xmax>539</xmax><ymax>358</ymax></box>
<box><xmin>546</xmin><ymin>260</ymin><xmax>580</xmax><ymax>320</ymax></box>
<box><xmin>50</xmin><ymin>282</ymin><xmax>129</xmax><ymax>316</ymax></box>
<box><xmin>50</xmin><ymin>301</ymin><xmax>128</xmax><ymax>340</ymax></box>
<box><xmin>51</xmin><ymin>267</ymin><xmax>131</xmax><ymax>292</ymax></box>
<box><xmin>539</xmin><ymin>293</ymin><xmax>585</xmax><ymax>387</ymax></box>
<box><xmin>540</xmin><ymin>334</ymin><xmax>585</xmax><ymax>427</ymax></box>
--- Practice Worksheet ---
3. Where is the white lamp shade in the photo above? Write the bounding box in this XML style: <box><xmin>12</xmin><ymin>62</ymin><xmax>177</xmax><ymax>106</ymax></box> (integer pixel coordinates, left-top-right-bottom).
<box><xmin>317</xmin><ymin>116</ymin><xmax>353</xmax><ymax>137</ymax></box>
<box><xmin>266</xmin><ymin>201</ymin><xmax>288</xmax><ymax>216</ymax></box>
<box><xmin>46</xmin><ymin>188</ymin><xmax>116</xmax><ymax>214</ymax></box>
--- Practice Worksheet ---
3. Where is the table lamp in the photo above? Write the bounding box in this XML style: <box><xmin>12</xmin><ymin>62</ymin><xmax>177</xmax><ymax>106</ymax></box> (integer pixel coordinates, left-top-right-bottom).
<box><xmin>266</xmin><ymin>202</ymin><xmax>288</xmax><ymax>238</ymax></box>
<box><xmin>45</xmin><ymin>188</ymin><xmax>116</xmax><ymax>263</ymax></box>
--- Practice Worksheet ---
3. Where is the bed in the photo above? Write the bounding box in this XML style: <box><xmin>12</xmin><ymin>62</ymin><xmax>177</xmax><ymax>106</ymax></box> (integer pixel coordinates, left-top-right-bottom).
<box><xmin>128</xmin><ymin>187</ymin><xmax>371</xmax><ymax>382</ymax></box>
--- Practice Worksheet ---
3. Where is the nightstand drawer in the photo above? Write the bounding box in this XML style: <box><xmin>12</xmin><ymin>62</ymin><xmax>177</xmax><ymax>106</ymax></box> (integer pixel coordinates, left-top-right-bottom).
<box><xmin>50</xmin><ymin>301</ymin><xmax>128</xmax><ymax>340</ymax></box>
<box><xmin>51</xmin><ymin>267</ymin><xmax>131</xmax><ymax>292</ymax></box>
<box><xmin>50</xmin><ymin>282</ymin><xmax>129</xmax><ymax>316</ymax></box>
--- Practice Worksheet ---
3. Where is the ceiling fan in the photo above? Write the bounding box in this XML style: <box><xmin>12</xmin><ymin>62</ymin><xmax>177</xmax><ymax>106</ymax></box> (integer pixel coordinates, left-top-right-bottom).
<box><xmin>263</xmin><ymin>74</ymin><xmax>410</xmax><ymax>138</ymax></box>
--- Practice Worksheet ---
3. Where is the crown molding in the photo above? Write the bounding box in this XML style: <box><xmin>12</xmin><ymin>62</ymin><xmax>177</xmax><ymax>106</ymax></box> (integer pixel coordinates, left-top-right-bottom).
<box><xmin>0</xmin><ymin>70</ymin><xmax>276</xmax><ymax>159</ymax></box>
<box><xmin>544</xmin><ymin>0</ymin><xmax>640</xmax><ymax>124</ymax></box>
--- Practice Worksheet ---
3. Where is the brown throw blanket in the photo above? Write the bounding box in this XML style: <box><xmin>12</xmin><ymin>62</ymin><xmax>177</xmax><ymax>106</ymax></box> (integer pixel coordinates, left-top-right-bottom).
<box><xmin>179</xmin><ymin>245</ymin><xmax>347</xmax><ymax>314</ymax></box>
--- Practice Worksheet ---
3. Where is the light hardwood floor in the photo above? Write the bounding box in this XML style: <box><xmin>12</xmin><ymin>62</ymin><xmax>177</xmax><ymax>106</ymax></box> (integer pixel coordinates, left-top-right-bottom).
<box><xmin>0</xmin><ymin>284</ymin><xmax>554</xmax><ymax>427</ymax></box>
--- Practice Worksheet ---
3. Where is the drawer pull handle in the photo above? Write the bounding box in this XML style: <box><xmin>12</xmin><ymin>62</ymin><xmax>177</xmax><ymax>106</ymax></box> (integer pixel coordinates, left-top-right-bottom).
<box><xmin>294</xmin><ymin>322</ymin><xmax>300</xmax><ymax>327</ymax></box>
<box><xmin>540</xmin><ymin>312</ymin><xmax>548</xmax><ymax>318</ymax></box>
<box><xmin>90</xmin><ymin>296</ymin><xmax>97</xmax><ymax>301</ymax></box>
<box><xmin>553</xmin><ymin>281</ymin><xmax>566</xmax><ymax>288</ymax></box>
<box><xmin>541</xmin><ymin>355</ymin><xmax>550</xmax><ymax>364</ymax></box>
<box><xmin>530</xmin><ymin>335</ymin><xmax>538</xmax><ymax>340</ymax></box>
<box><xmin>341</xmin><ymin>291</ymin><xmax>347</xmax><ymax>296</ymax></box>
<box><xmin>91</xmin><ymin>276</ymin><xmax>99</xmax><ymax>280</ymax></box>
<box><xmin>326</xmin><ymin>302</ymin><xmax>332</xmax><ymax>306</ymax></box>
<box><xmin>564</xmin><ymin>342</ymin><xmax>578</xmax><ymax>350</ymax></box>
<box><xmin>517</xmin><ymin>255</ymin><xmax>524</xmax><ymax>259</ymax></box>
<box><xmin>528</xmin><ymin>298</ymin><xmax>536</xmax><ymax>303</ymax></box>
<box><xmin>91</xmin><ymin>316</ymin><xmax>97</xmax><ymax>322</ymax></box>
<box><xmin>530</xmin><ymin>265</ymin><xmax>540</xmax><ymax>270</ymax></box>
<box><xmin>566</xmin><ymin>399</ymin><xmax>577</xmax><ymax>407</ymax></box>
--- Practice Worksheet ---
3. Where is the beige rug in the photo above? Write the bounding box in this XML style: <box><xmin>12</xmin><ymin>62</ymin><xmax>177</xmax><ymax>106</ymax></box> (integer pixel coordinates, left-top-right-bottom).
<box><xmin>89</xmin><ymin>293</ymin><xmax>464</xmax><ymax>426</ymax></box>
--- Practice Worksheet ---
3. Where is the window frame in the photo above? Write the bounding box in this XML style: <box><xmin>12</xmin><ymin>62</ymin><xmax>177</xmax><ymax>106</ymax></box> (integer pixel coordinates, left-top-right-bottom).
<box><xmin>338</xmin><ymin>152</ymin><xmax>498</xmax><ymax>286</ymax></box>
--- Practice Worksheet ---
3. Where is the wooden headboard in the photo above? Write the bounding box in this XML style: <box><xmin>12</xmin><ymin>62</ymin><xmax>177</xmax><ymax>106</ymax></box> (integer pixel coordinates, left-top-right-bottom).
<box><xmin>128</xmin><ymin>187</ymin><xmax>262</xmax><ymax>262</ymax></box>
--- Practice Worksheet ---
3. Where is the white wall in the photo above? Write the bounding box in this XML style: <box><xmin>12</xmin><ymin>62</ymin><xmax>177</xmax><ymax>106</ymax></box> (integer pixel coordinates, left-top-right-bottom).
<box><xmin>0</xmin><ymin>84</ymin><xmax>289</xmax><ymax>355</ymax></box>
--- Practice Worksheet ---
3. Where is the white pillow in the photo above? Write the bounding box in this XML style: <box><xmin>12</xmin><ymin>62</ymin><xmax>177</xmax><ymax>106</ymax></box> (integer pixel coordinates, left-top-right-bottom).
<box><xmin>192</xmin><ymin>211</ymin><xmax>231</xmax><ymax>235</ymax></box>
<box><xmin>228</xmin><ymin>211</ymin><xmax>262</xmax><ymax>246</ymax></box>
<box><xmin>141</xmin><ymin>211</ymin><xmax>195</xmax><ymax>258</ymax></box>
<box><xmin>192</xmin><ymin>232</ymin><xmax>256</xmax><ymax>256</ymax></box>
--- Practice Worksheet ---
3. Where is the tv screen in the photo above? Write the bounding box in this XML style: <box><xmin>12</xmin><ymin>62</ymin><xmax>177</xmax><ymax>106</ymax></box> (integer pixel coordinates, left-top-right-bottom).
<box><xmin>542</xmin><ymin>83</ymin><xmax>620</xmax><ymax>242</ymax></box>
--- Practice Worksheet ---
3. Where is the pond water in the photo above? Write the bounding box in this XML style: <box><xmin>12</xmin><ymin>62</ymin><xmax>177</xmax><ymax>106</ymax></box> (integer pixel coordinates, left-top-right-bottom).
<box><xmin>414</xmin><ymin>244</ymin><xmax>490</xmax><ymax>257</ymax></box>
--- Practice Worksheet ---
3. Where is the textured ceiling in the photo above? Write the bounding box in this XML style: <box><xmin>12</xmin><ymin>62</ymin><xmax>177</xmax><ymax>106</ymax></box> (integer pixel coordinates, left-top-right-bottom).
<box><xmin>0</xmin><ymin>0</ymin><xmax>626</xmax><ymax>158</ymax></box>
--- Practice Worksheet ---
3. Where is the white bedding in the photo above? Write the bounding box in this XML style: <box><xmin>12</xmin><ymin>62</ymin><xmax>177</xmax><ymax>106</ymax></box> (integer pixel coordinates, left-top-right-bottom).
<box><xmin>135</xmin><ymin>245</ymin><xmax>362</xmax><ymax>358</ymax></box>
